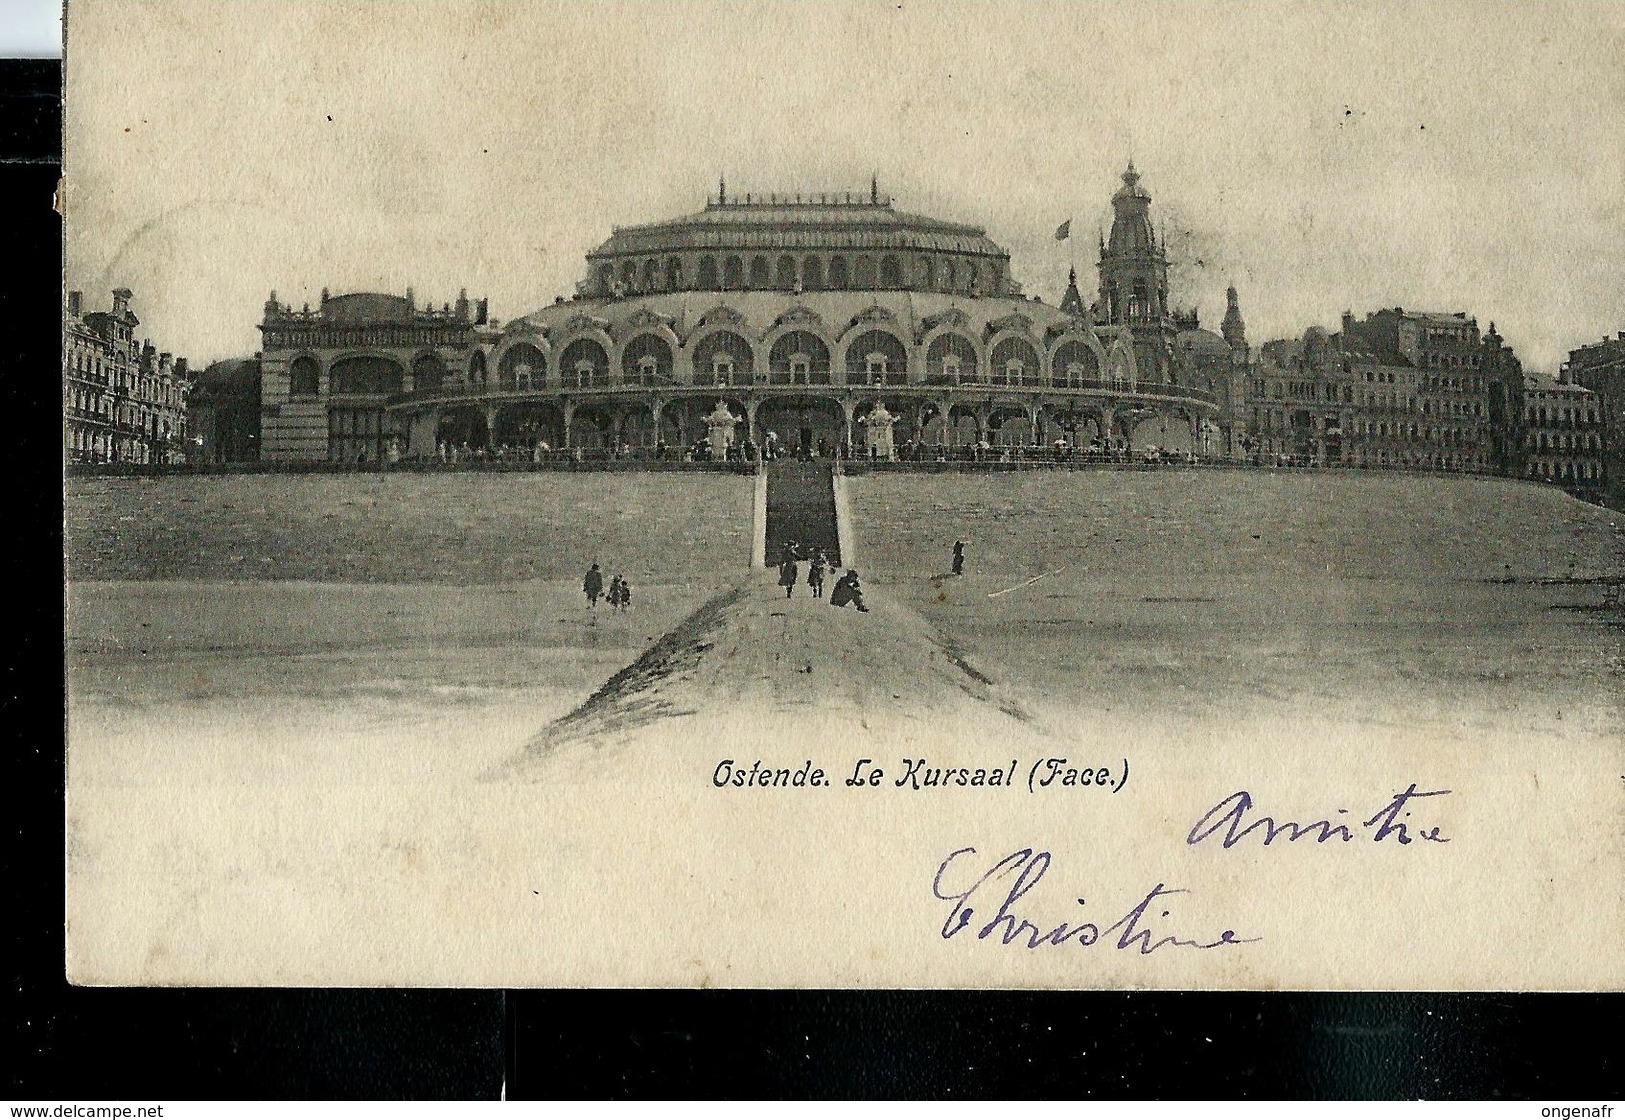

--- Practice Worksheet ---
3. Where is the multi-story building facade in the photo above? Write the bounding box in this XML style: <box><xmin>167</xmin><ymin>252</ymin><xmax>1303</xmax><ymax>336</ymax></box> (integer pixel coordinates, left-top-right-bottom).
<box><xmin>1247</xmin><ymin>327</ymin><xmax>1362</xmax><ymax>464</ymax></box>
<box><xmin>1522</xmin><ymin>374</ymin><xmax>1604</xmax><ymax>493</ymax></box>
<box><xmin>258</xmin><ymin>288</ymin><xmax>495</xmax><ymax>462</ymax></box>
<box><xmin>1244</xmin><ymin>308</ymin><xmax>1526</xmax><ymax>472</ymax></box>
<box><xmin>265</xmin><ymin>168</ymin><xmax>1232</xmax><ymax>463</ymax></box>
<box><xmin>1563</xmin><ymin>331</ymin><xmax>1625</xmax><ymax>506</ymax></box>
<box><xmin>65</xmin><ymin>288</ymin><xmax>191</xmax><ymax>464</ymax></box>
<box><xmin>1340</xmin><ymin>308</ymin><xmax>1496</xmax><ymax>473</ymax></box>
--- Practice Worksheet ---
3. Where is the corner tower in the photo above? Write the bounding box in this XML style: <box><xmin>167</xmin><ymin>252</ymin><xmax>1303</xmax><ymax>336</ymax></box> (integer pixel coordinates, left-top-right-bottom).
<box><xmin>1221</xmin><ymin>284</ymin><xmax>1247</xmax><ymax>352</ymax></box>
<box><xmin>1097</xmin><ymin>161</ymin><xmax>1175</xmax><ymax>382</ymax></box>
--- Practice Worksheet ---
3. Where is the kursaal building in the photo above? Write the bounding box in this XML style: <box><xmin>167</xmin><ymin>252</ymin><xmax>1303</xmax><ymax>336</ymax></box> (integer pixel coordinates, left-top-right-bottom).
<box><xmin>257</xmin><ymin>165</ymin><xmax>1246</xmax><ymax>463</ymax></box>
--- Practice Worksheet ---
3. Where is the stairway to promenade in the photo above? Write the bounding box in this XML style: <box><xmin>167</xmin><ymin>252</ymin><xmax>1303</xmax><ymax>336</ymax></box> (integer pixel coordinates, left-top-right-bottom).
<box><xmin>765</xmin><ymin>458</ymin><xmax>841</xmax><ymax>566</ymax></box>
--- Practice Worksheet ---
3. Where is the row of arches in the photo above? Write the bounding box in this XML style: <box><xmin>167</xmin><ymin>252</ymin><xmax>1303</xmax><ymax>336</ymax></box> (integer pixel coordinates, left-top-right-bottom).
<box><xmin>426</xmin><ymin>396</ymin><xmax>1206</xmax><ymax>456</ymax></box>
<box><xmin>596</xmin><ymin>251</ymin><xmax>1004</xmax><ymax>298</ymax></box>
<box><xmin>288</xmin><ymin>352</ymin><xmax>459</xmax><ymax>397</ymax></box>
<box><xmin>488</xmin><ymin>328</ymin><xmax>1126</xmax><ymax>393</ymax></box>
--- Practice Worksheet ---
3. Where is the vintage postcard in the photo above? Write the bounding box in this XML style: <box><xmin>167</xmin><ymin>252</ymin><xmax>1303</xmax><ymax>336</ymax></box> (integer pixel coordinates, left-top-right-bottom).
<box><xmin>63</xmin><ymin>0</ymin><xmax>1623</xmax><ymax>988</ymax></box>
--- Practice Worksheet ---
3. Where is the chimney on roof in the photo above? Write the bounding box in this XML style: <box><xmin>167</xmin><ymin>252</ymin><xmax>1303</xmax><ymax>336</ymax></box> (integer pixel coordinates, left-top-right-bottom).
<box><xmin>67</xmin><ymin>290</ymin><xmax>82</xmax><ymax>317</ymax></box>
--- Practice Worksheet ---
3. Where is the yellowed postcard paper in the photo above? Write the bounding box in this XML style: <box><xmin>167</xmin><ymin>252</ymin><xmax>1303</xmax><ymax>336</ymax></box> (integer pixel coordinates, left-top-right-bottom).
<box><xmin>64</xmin><ymin>0</ymin><xmax>1624</xmax><ymax>988</ymax></box>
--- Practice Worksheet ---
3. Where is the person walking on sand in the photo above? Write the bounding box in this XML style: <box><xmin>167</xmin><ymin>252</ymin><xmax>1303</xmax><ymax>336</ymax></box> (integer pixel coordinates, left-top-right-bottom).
<box><xmin>808</xmin><ymin>551</ymin><xmax>827</xmax><ymax>599</ymax></box>
<box><xmin>608</xmin><ymin>574</ymin><xmax>631</xmax><ymax>612</ymax></box>
<box><xmin>778</xmin><ymin>554</ymin><xmax>799</xmax><ymax>599</ymax></box>
<box><xmin>952</xmin><ymin>539</ymin><xmax>965</xmax><ymax>576</ymax></box>
<box><xmin>583</xmin><ymin>562</ymin><xmax>604</xmax><ymax>608</ymax></box>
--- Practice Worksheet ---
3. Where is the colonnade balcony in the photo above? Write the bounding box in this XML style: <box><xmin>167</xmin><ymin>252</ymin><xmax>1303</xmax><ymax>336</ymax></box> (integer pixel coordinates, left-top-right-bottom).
<box><xmin>386</xmin><ymin>379</ymin><xmax>1218</xmax><ymax>411</ymax></box>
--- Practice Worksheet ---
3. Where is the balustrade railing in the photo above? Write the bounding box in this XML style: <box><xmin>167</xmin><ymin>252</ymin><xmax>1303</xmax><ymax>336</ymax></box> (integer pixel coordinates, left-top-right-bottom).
<box><xmin>388</xmin><ymin>377</ymin><xmax>1219</xmax><ymax>407</ymax></box>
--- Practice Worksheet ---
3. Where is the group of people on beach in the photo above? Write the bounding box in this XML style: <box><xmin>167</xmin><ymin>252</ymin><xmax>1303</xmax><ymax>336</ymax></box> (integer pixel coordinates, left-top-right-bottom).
<box><xmin>776</xmin><ymin>543</ymin><xmax>868</xmax><ymax>612</ymax></box>
<box><xmin>582</xmin><ymin>562</ymin><xmax>633</xmax><ymax>611</ymax></box>
<box><xmin>580</xmin><ymin>540</ymin><xmax>965</xmax><ymax>617</ymax></box>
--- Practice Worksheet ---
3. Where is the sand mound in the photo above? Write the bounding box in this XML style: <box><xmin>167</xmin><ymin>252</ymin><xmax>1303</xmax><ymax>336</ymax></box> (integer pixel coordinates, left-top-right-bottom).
<box><xmin>495</xmin><ymin>569</ymin><xmax>1055</xmax><ymax>781</ymax></box>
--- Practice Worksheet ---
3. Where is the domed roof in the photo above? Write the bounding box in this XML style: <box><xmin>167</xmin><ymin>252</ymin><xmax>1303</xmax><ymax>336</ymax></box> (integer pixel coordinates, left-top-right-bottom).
<box><xmin>322</xmin><ymin>292</ymin><xmax>415</xmax><ymax>323</ymax></box>
<box><xmin>589</xmin><ymin>194</ymin><xmax>1008</xmax><ymax>259</ymax></box>
<box><xmin>1176</xmin><ymin>327</ymin><xmax>1231</xmax><ymax>357</ymax></box>
<box><xmin>1113</xmin><ymin>160</ymin><xmax>1151</xmax><ymax>202</ymax></box>
<box><xmin>1106</xmin><ymin>162</ymin><xmax>1158</xmax><ymax>256</ymax></box>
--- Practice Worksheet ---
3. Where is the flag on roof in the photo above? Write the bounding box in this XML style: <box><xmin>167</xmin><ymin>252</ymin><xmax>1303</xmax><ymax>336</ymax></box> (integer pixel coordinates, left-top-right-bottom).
<box><xmin>1054</xmin><ymin>219</ymin><xmax>1072</xmax><ymax>241</ymax></box>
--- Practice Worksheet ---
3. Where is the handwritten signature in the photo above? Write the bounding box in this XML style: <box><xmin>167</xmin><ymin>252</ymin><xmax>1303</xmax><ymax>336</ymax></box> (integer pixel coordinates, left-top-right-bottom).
<box><xmin>932</xmin><ymin>847</ymin><xmax>1259</xmax><ymax>953</ymax></box>
<box><xmin>1186</xmin><ymin>784</ymin><xmax>1452</xmax><ymax>849</ymax></box>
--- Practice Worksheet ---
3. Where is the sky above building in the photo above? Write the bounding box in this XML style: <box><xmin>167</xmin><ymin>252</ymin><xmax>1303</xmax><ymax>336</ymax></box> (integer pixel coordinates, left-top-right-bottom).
<box><xmin>64</xmin><ymin>0</ymin><xmax>1623</xmax><ymax>373</ymax></box>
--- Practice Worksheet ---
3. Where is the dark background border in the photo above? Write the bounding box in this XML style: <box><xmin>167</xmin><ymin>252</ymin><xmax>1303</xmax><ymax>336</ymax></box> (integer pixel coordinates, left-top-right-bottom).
<box><xmin>14</xmin><ymin>56</ymin><xmax>1622</xmax><ymax>1100</ymax></box>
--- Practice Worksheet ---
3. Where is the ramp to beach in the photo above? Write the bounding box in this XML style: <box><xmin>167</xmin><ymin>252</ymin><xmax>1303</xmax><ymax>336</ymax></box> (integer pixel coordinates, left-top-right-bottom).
<box><xmin>765</xmin><ymin>459</ymin><xmax>841</xmax><ymax>566</ymax></box>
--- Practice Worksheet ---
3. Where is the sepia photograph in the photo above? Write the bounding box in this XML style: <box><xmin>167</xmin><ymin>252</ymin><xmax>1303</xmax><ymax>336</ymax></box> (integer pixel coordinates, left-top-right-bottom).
<box><xmin>61</xmin><ymin>0</ymin><xmax>1623</xmax><ymax>989</ymax></box>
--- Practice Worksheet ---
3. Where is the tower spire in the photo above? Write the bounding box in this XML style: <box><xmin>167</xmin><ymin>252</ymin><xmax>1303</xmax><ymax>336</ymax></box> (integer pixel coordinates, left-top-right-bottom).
<box><xmin>718</xmin><ymin>173</ymin><xmax>726</xmax><ymax>205</ymax></box>
<box><xmin>1060</xmin><ymin>265</ymin><xmax>1086</xmax><ymax>320</ymax></box>
<box><xmin>1221</xmin><ymin>283</ymin><xmax>1247</xmax><ymax>350</ymax></box>
<box><xmin>871</xmin><ymin>172</ymin><xmax>878</xmax><ymax>204</ymax></box>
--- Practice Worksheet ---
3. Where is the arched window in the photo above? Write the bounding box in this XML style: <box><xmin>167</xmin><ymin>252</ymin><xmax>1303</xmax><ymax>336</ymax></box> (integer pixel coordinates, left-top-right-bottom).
<box><xmin>723</xmin><ymin>256</ymin><xmax>744</xmax><ymax>289</ymax></box>
<box><xmin>467</xmin><ymin>350</ymin><xmax>488</xmax><ymax>387</ymax></box>
<box><xmin>991</xmin><ymin>337</ymin><xmax>1040</xmax><ymax>386</ymax></box>
<box><xmin>328</xmin><ymin>355</ymin><xmax>402</xmax><ymax>395</ymax></box>
<box><xmin>560</xmin><ymin>338</ymin><xmax>609</xmax><ymax>388</ymax></box>
<box><xmin>643</xmin><ymin>259</ymin><xmax>660</xmax><ymax>292</ymax></box>
<box><xmin>620</xmin><ymin>334</ymin><xmax>673</xmax><ymax>386</ymax></box>
<box><xmin>927</xmin><ymin>333</ymin><xmax>977</xmax><ymax>385</ymax></box>
<box><xmin>693</xmin><ymin>330</ymin><xmax>753</xmax><ymax>386</ymax></box>
<box><xmin>802</xmin><ymin>257</ymin><xmax>824</xmax><ymax>291</ymax></box>
<box><xmin>880</xmin><ymin>255</ymin><xmax>903</xmax><ymax>287</ymax></box>
<box><xmin>854</xmin><ymin>256</ymin><xmax>877</xmax><ymax>289</ymax></box>
<box><xmin>845</xmin><ymin>330</ymin><xmax>907</xmax><ymax>386</ymax></box>
<box><xmin>776</xmin><ymin>255</ymin><xmax>797</xmax><ymax>290</ymax></box>
<box><xmin>598</xmin><ymin>265</ymin><xmax>614</xmax><ymax>295</ymax></box>
<box><xmin>769</xmin><ymin>331</ymin><xmax>830</xmax><ymax>385</ymax></box>
<box><xmin>943</xmin><ymin>260</ymin><xmax>956</xmax><ymax>291</ymax></box>
<box><xmin>967</xmin><ymin>262</ymin><xmax>982</xmax><ymax>294</ymax></box>
<box><xmin>1051</xmin><ymin>339</ymin><xmax>1098</xmax><ymax>387</ymax></box>
<box><xmin>665</xmin><ymin>257</ymin><xmax>682</xmax><ymax>291</ymax></box>
<box><xmin>827</xmin><ymin>256</ymin><xmax>849</xmax><ymax>289</ymax></box>
<box><xmin>499</xmin><ymin>343</ymin><xmax>546</xmax><ymax>389</ymax></box>
<box><xmin>921</xmin><ymin>257</ymin><xmax>936</xmax><ymax>290</ymax></box>
<box><xmin>987</xmin><ymin>263</ymin><xmax>1003</xmax><ymax>295</ymax></box>
<box><xmin>620</xmin><ymin>261</ymin><xmax>638</xmax><ymax>293</ymax></box>
<box><xmin>749</xmin><ymin>256</ymin><xmax>771</xmax><ymax>288</ymax></box>
<box><xmin>288</xmin><ymin>355</ymin><xmax>320</xmax><ymax>396</ymax></box>
<box><xmin>697</xmin><ymin>256</ymin><xmax>719</xmax><ymax>290</ymax></box>
<box><xmin>411</xmin><ymin>353</ymin><xmax>447</xmax><ymax>394</ymax></box>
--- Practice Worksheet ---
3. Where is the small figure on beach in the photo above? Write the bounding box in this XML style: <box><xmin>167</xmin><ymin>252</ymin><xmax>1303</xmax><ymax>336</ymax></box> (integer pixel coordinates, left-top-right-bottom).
<box><xmin>830</xmin><ymin>570</ymin><xmax>869</xmax><ymax>612</ymax></box>
<box><xmin>952</xmin><ymin>540</ymin><xmax>966</xmax><ymax>576</ymax></box>
<box><xmin>607</xmin><ymin>574</ymin><xmax>632</xmax><ymax>611</ymax></box>
<box><xmin>778</xmin><ymin>554</ymin><xmax>799</xmax><ymax>599</ymax></box>
<box><xmin>808</xmin><ymin>551</ymin><xmax>827</xmax><ymax>599</ymax></box>
<box><xmin>583</xmin><ymin>562</ymin><xmax>604</xmax><ymax>608</ymax></box>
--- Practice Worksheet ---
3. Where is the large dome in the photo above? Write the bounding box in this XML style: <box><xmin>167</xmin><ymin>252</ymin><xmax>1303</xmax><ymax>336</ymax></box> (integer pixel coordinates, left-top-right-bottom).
<box><xmin>582</xmin><ymin>189</ymin><xmax>1013</xmax><ymax>300</ymax></box>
